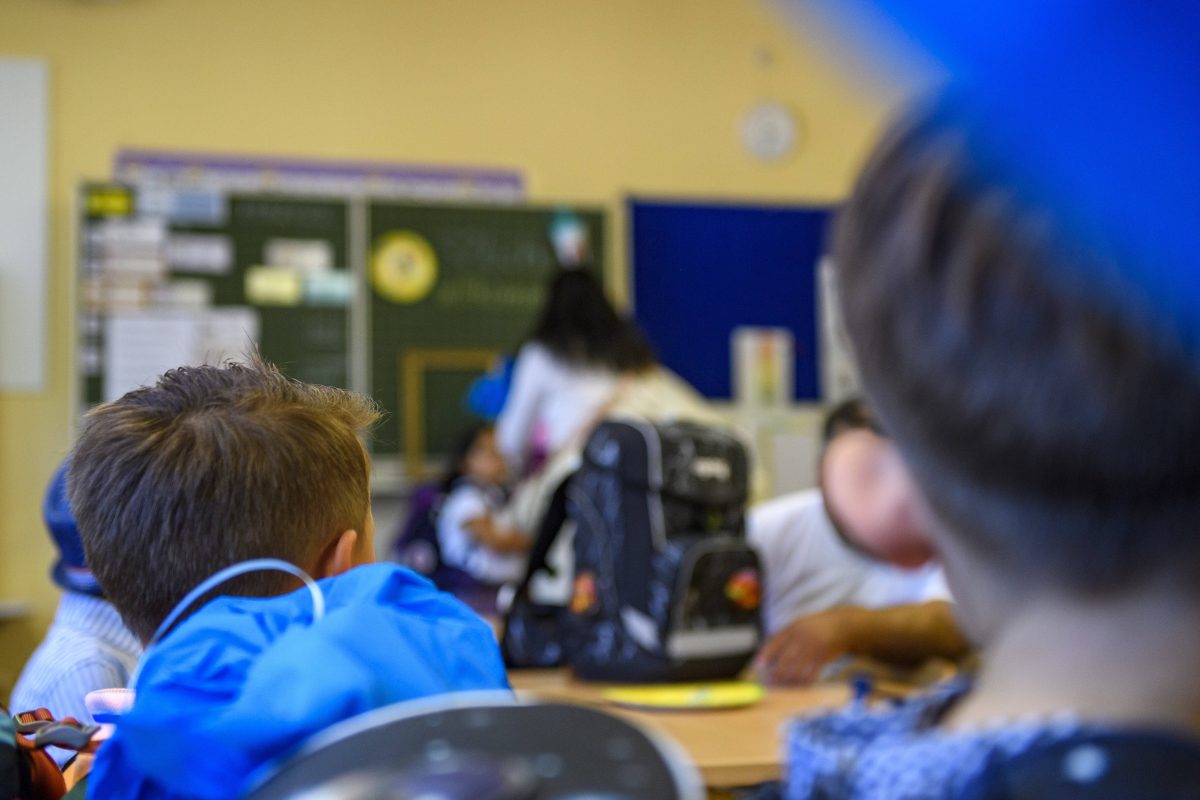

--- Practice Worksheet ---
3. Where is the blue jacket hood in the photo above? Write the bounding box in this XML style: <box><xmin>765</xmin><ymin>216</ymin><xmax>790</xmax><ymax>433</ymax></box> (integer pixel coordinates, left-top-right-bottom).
<box><xmin>88</xmin><ymin>563</ymin><xmax>509</xmax><ymax>799</ymax></box>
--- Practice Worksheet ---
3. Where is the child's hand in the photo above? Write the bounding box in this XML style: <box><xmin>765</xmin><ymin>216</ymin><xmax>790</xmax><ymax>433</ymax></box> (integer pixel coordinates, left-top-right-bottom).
<box><xmin>755</xmin><ymin>602</ymin><xmax>968</xmax><ymax>686</ymax></box>
<box><xmin>465</xmin><ymin>516</ymin><xmax>531</xmax><ymax>554</ymax></box>
<box><xmin>755</xmin><ymin>609</ymin><xmax>856</xmax><ymax>686</ymax></box>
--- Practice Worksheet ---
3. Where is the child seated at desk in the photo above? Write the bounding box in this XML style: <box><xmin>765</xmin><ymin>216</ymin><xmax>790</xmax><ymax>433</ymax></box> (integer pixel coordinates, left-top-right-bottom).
<box><xmin>66</xmin><ymin>357</ymin><xmax>508</xmax><ymax>799</ymax></box>
<box><xmin>438</xmin><ymin>424</ymin><xmax>531</xmax><ymax>592</ymax></box>
<box><xmin>752</xmin><ymin>398</ymin><xmax>968</xmax><ymax>686</ymax></box>
<box><xmin>785</xmin><ymin>102</ymin><xmax>1200</xmax><ymax>796</ymax></box>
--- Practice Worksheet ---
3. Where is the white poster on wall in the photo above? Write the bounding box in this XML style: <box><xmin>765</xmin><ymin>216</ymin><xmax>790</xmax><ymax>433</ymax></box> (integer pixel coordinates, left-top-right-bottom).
<box><xmin>0</xmin><ymin>59</ymin><xmax>48</xmax><ymax>390</ymax></box>
<box><xmin>732</xmin><ymin>326</ymin><xmax>794</xmax><ymax>408</ymax></box>
<box><xmin>104</xmin><ymin>313</ymin><xmax>197</xmax><ymax>402</ymax></box>
<box><xmin>818</xmin><ymin>256</ymin><xmax>861</xmax><ymax>402</ymax></box>
<box><xmin>103</xmin><ymin>308</ymin><xmax>260</xmax><ymax>401</ymax></box>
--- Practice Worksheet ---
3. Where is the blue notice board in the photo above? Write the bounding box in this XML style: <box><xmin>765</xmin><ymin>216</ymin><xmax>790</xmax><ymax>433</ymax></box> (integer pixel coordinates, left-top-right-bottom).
<box><xmin>630</xmin><ymin>198</ymin><xmax>832</xmax><ymax>401</ymax></box>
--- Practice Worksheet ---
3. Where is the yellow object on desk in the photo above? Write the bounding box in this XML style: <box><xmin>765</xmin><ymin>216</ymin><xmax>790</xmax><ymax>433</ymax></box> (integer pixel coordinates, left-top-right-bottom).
<box><xmin>603</xmin><ymin>681</ymin><xmax>764</xmax><ymax>711</ymax></box>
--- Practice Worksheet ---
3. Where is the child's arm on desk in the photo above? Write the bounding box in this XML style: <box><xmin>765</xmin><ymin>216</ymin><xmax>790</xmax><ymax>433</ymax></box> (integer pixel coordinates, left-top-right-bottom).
<box><xmin>464</xmin><ymin>515</ymin><xmax>531</xmax><ymax>554</ymax></box>
<box><xmin>755</xmin><ymin>600</ymin><xmax>970</xmax><ymax>686</ymax></box>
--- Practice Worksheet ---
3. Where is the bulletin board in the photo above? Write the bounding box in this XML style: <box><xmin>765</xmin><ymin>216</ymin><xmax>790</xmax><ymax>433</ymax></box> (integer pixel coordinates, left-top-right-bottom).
<box><xmin>629</xmin><ymin>198</ymin><xmax>833</xmax><ymax>402</ymax></box>
<box><xmin>78</xmin><ymin>183</ymin><xmax>605</xmax><ymax>476</ymax></box>
<box><xmin>79</xmin><ymin>183</ymin><xmax>353</xmax><ymax>408</ymax></box>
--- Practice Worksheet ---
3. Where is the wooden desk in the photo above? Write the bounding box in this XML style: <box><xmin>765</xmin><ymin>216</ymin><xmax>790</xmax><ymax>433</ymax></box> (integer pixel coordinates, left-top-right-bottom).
<box><xmin>509</xmin><ymin>669</ymin><xmax>850</xmax><ymax>788</ymax></box>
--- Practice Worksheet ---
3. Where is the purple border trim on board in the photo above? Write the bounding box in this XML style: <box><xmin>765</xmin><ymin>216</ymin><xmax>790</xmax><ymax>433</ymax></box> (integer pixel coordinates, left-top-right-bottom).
<box><xmin>114</xmin><ymin>148</ymin><xmax>524</xmax><ymax>192</ymax></box>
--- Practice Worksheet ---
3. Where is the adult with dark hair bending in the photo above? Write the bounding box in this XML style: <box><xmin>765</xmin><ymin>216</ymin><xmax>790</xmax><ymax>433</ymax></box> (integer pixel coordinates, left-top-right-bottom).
<box><xmin>496</xmin><ymin>268</ymin><xmax>656</xmax><ymax>476</ymax></box>
<box><xmin>491</xmin><ymin>267</ymin><xmax>739</xmax><ymax>580</ymax></box>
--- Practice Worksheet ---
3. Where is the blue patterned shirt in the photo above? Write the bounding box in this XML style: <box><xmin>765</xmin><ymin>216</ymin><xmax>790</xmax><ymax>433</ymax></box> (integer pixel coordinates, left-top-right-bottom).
<box><xmin>786</xmin><ymin>681</ymin><xmax>1090</xmax><ymax>799</ymax></box>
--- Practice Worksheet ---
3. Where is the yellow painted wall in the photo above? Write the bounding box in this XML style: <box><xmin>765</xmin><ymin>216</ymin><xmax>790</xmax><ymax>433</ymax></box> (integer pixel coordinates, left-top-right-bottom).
<box><xmin>0</xmin><ymin>0</ymin><xmax>909</xmax><ymax>693</ymax></box>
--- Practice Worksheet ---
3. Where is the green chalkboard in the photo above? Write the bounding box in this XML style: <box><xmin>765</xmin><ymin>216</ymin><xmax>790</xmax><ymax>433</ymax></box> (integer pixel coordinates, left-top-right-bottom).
<box><xmin>218</xmin><ymin>196</ymin><xmax>351</xmax><ymax>390</ymax></box>
<box><xmin>367</xmin><ymin>201</ymin><xmax>604</xmax><ymax>472</ymax></box>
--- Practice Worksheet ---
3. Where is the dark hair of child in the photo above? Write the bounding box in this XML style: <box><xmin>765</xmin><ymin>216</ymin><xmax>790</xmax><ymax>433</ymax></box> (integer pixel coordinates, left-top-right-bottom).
<box><xmin>525</xmin><ymin>269</ymin><xmax>656</xmax><ymax>373</ymax></box>
<box><xmin>440</xmin><ymin>422</ymin><xmax>493</xmax><ymax>495</ymax></box>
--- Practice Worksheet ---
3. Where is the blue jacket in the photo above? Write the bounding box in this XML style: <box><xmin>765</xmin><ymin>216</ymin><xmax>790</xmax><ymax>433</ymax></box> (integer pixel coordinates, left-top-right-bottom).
<box><xmin>88</xmin><ymin>563</ymin><xmax>509</xmax><ymax>799</ymax></box>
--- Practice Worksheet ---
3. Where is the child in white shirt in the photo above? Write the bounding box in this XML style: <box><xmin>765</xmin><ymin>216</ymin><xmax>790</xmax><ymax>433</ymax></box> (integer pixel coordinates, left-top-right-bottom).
<box><xmin>437</xmin><ymin>425</ymin><xmax>531</xmax><ymax>588</ymax></box>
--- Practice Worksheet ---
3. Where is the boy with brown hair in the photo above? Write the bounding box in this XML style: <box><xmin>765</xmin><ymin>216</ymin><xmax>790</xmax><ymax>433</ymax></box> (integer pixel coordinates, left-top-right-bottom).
<box><xmin>67</xmin><ymin>357</ymin><xmax>508</xmax><ymax>799</ymax></box>
<box><xmin>785</xmin><ymin>103</ymin><xmax>1200</xmax><ymax>796</ymax></box>
<box><xmin>69</xmin><ymin>357</ymin><xmax>380</xmax><ymax>643</ymax></box>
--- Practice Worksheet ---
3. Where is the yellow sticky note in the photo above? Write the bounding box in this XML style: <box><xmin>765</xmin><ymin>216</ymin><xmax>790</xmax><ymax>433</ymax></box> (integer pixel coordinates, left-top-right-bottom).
<box><xmin>245</xmin><ymin>266</ymin><xmax>303</xmax><ymax>306</ymax></box>
<box><xmin>86</xmin><ymin>187</ymin><xmax>133</xmax><ymax>217</ymax></box>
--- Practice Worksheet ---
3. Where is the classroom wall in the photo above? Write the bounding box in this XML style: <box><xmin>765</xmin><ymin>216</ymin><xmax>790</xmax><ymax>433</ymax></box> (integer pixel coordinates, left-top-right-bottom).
<box><xmin>0</xmin><ymin>0</ymin><xmax>913</xmax><ymax>692</ymax></box>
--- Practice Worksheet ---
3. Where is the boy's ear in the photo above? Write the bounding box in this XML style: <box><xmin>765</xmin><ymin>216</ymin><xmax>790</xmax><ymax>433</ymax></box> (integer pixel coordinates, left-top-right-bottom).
<box><xmin>823</xmin><ymin>430</ymin><xmax>939</xmax><ymax>569</ymax></box>
<box><xmin>881</xmin><ymin>440</ymin><xmax>939</xmax><ymax>568</ymax></box>
<box><xmin>313</xmin><ymin>529</ymin><xmax>359</xmax><ymax>580</ymax></box>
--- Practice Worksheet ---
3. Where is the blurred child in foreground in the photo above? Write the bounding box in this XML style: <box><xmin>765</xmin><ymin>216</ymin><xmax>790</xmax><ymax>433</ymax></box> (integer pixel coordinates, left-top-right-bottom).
<box><xmin>785</xmin><ymin>103</ymin><xmax>1200</xmax><ymax>796</ymax></box>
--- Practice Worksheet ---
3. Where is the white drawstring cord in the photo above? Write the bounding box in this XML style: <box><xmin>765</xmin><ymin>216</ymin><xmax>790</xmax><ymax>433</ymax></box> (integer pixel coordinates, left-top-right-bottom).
<box><xmin>129</xmin><ymin>558</ymin><xmax>326</xmax><ymax>691</ymax></box>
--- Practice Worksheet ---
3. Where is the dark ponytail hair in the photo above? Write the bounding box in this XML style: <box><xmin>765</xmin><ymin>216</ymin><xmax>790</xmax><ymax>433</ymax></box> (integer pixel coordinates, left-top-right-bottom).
<box><xmin>440</xmin><ymin>422</ymin><xmax>492</xmax><ymax>494</ymax></box>
<box><xmin>526</xmin><ymin>269</ymin><xmax>656</xmax><ymax>372</ymax></box>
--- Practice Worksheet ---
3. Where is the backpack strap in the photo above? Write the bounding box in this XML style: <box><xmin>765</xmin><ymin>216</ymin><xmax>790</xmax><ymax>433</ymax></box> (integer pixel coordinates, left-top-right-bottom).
<box><xmin>499</xmin><ymin>474</ymin><xmax>575</xmax><ymax>668</ymax></box>
<box><xmin>510</xmin><ymin>472</ymin><xmax>573</xmax><ymax>600</ymax></box>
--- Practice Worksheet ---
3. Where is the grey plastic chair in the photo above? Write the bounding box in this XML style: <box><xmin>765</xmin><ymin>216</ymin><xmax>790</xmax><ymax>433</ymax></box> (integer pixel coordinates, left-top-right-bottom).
<box><xmin>244</xmin><ymin>691</ymin><xmax>703</xmax><ymax>800</ymax></box>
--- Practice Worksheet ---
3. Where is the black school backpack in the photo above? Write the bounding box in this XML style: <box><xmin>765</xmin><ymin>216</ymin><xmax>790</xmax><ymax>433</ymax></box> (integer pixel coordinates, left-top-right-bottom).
<box><xmin>502</xmin><ymin>419</ymin><xmax>763</xmax><ymax>682</ymax></box>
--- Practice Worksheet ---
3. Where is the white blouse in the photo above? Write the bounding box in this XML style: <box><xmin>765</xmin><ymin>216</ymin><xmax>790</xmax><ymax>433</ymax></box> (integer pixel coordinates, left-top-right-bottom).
<box><xmin>495</xmin><ymin>342</ymin><xmax>619</xmax><ymax>473</ymax></box>
<box><xmin>748</xmin><ymin>488</ymin><xmax>951</xmax><ymax>635</ymax></box>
